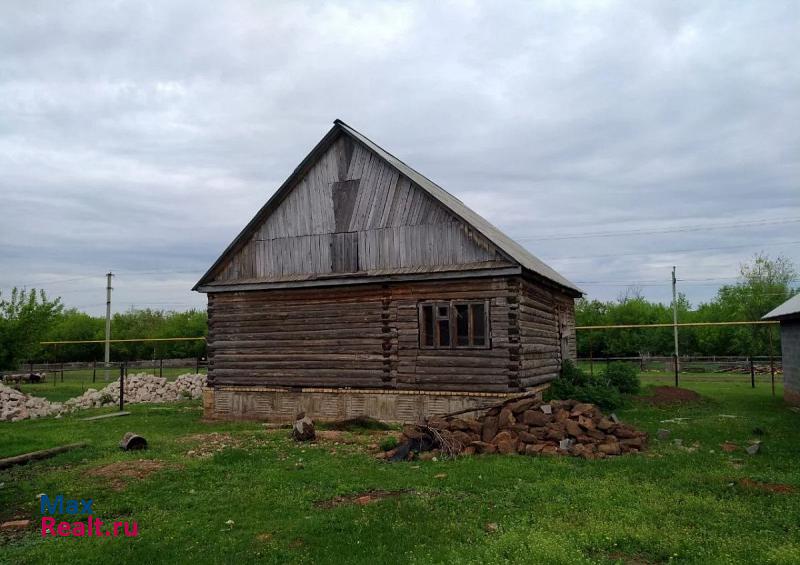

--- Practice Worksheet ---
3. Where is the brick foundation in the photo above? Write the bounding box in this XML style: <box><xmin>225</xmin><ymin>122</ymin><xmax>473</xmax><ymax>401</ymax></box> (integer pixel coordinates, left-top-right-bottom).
<box><xmin>202</xmin><ymin>385</ymin><xmax>547</xmax><ymax>423</ymax></box>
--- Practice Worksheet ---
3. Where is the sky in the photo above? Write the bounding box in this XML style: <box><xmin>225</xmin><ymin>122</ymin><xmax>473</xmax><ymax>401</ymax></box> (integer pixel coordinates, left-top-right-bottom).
<box><xmin>1</xmin><ymin>0</ymin><xmax>798</xmax><ymax>316</ymax></box>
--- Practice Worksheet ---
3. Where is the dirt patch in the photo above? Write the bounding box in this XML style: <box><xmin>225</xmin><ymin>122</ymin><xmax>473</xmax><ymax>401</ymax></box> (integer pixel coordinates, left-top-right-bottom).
<box><xmin>314</xmin><ymin>429</ymin><xmax>398</xmax><ymax>446</ymax></box>
<box><xmin>314</xmin><ymin>489</ymin><xmax>414</xmax><ymax>508</ymax></box>
<box><xmin>604</xmin><ymin>552</ymin><xmax>656</xmax><ymax>565</ymax></box>
<box><xmin>86</xmin><ymin>459</ymin><xmax>168</xmax><ymax>491</ymax></box>
<box><xmin>638</xmin><ymin>386</ymin><xmax>702</xmax><ymax>406</ymax></box>
<box><xmin>179</xmin><ymin>432</ymin><xmax>244</xmax><ymax>458</ymax></box>
<box><xmin>324</xmin><ymin>416</ymin><xmax>393</xmax><ymax>431</ymax></box>
<box><xmin>255</xmin><ymin>532</ymin><xmax>274</xmax><ymax>542</ymax></box>
<box><xmin>738</xmin><ymin>478</ymin><xmax>796</xmax><ymax>494</ymax></box>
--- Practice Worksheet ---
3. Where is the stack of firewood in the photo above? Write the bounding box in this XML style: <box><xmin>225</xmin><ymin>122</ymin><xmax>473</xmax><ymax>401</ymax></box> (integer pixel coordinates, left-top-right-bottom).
<box><xmin>390</xmin><ymin>397</ymin><xmax>647</xmax><ymax>461</ymax></box>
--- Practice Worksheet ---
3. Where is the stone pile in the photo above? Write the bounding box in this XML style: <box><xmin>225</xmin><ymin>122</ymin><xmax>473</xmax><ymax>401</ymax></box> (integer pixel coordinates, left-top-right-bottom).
<box><xmin>0</xmin><ymin>384</ymin><xmax>64</xmax><ymax>422</ymax></box>
<box><xmin>64</xmin><ymin>373</ymin><xmax>206</xmax><ymax>410</ymax></box>
<box><xmin>0</xmin><ymin>373</ymin><xmax>206</xmax><ymax>422</ymax></box>
<box><xmin>396</xmin><ymin>396</ymin><xmax>647</xmax><ymax>460</ymax></box>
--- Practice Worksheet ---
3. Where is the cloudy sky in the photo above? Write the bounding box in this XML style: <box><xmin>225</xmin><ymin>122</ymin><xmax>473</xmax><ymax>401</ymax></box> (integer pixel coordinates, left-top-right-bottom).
<box><xmin>1</xmin><ymin>0</ymin><xmax>798</xmax><ymax>316</ymax></box>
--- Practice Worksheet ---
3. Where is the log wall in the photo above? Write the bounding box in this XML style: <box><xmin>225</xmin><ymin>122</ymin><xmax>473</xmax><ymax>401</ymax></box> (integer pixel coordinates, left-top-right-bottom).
<box><xmin>518</xmin><ymin>277</ymin><xmax>577</xmax><ymax>388</ymax></box>
<box><xmin>207</xmin><ymin>275</ymin><xmax>575</xmax><ymax>394</ymax></box>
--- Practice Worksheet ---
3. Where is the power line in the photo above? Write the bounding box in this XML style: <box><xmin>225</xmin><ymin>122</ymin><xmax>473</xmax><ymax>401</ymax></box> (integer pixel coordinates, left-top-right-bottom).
<box><xmin>514</xmin><ymin>217</ymin><xmax>800</xmax><ymax>242</ymax></box>
<box><xmin>547</xmin><ymin>240</ymin><xmax>800</xmax><ymax>261</ymax></box>
<box><xmin>576</xmin><ymin>278</ymin><xmax>799</xmax><ymax>287</ymax></box>
<box><xmin>4</xmin><ymin>269</ymin><xmax>202</xmax><ymax>289</ymax></box>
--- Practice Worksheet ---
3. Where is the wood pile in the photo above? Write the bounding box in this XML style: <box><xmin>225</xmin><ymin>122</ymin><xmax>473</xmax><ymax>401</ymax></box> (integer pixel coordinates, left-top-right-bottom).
<box><xmin>2</xmin><ymin>373</ymin><xmax>46</xmax><ymax>384</ymax></box>
<box><xmin>389</xmin><ymin>397</ymin><xmax>647</xmax><ymax>460</ymax></box>
<box><xmin>718</xmin><ymin>364</ymin><xmax>781</xmax><ymax>375</ymax></box>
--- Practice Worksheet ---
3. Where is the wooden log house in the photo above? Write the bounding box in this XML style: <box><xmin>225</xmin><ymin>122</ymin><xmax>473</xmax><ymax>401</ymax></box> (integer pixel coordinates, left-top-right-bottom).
<box><xmin>194</xmin><ymin>120</ymin><xmax>583</xmax><ymax>422</ymax></box>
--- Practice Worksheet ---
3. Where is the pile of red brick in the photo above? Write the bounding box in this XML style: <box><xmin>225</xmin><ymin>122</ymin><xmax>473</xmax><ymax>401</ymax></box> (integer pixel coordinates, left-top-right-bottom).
<box><xmin>398</xmin><ymin>397</ymin><xmax>647</xmax><ymax>460</ymax></box>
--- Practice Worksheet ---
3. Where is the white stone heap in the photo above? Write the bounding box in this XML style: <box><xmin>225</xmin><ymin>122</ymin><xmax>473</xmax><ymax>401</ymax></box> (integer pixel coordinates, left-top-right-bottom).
<box><xmin>0</xmin><ymin>386</ymin><xmax>64</xmax><ymax>422</ymax></box>
<box><xmin>0</xmin><ymin>373</ymin><xmax>206</xmax><ymax>422</ymax></box>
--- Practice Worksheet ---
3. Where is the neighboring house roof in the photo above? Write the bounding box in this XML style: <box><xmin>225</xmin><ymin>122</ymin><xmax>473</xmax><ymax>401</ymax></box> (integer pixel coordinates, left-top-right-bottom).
<box><xmin>762</xmin><ymin>294</ymin><xmax>800</xmax><ymax>321</ymax></box>
<box><xmin>194</xmin><ymin>119</ymin><xmax>582</xmax><ymax>295</ymax></box>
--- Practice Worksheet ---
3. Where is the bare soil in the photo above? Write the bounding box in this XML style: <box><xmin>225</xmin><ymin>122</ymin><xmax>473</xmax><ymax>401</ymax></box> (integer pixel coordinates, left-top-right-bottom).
<box><xmin>86</xmin><ymin>459</ymin><xmax>168</xmax><ymax>491</ymax></box>
<box><xmin>314</xmin><ymin>489</ymin><xmax>414</xmax><ymax>508</ymax></box>
<box><xmin>638</xmin><ymin>386</ymin><xmax>703</xmax><ymax>406</ymax></box>
<box><xmin>738</xmin><ymin>478</ymin><xmax>796</xmax><ymax>494</ymax></box>
<box><xmin>179</xmin><ymin>432</ymin><xmax>244</xmax><ymax>458</ymax></box>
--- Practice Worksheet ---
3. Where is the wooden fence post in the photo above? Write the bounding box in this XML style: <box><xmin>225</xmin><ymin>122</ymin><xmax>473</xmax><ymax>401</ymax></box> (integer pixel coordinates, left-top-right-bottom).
<box><xmin>673</xmin><ymin>353</ymin><xmax>679</xmax><ymax>388</ymax></box>
<box><xmin>119</xmin><ymin>363</ymin><xmax>125</xmax><ymax>411</ymax></box>
<box><xmin>749</xmin><ymin>357</ymin><xmax>755</xmax><ymax>389</ymax></box>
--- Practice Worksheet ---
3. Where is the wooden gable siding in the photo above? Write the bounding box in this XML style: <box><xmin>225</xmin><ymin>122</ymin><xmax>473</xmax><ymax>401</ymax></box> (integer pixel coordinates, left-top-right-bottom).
<box><xmin>206</xmin><ymin>277</ymin><xmax>520</xmax><ymax>392</ymax></box>
<box><xmin>212</xmin><ymin>137</ymin><xmax>505</xmax><ymax>283</ymax></box>
<box><xmin>517</xmin><ymin>278</ymin><xmax>577</xmax><ymax>388</ymax></box>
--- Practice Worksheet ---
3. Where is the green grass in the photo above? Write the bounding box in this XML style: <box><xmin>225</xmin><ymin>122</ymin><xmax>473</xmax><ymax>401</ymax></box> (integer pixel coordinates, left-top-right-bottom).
<box><xmin>14</xmin><ymin>368</ymin><xmax>207</xmax><ymax>403</ymax></box>
<box><xmin>1</xmin><ymin>379</ymin><xmax>799</xmax><ymax>564</ymax></box>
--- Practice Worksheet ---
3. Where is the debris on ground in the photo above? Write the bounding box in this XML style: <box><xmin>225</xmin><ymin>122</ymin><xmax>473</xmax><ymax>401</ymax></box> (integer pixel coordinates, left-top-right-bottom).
<box><xmin>721</xmin><ymin>442</ymin><xmax>738</xmax><ymax>453</ymax></box>
<box><xmin>638</xmin><ymin>386</ymin><xmax>702</xmax><ymax>407</ymax></box>
<box><xmin>292</xmin><ymin>413</ymin><xmax>316</xmax><ymax>442</ymax></box>
<box><xmin>65</xmin><ymin>373</ymin><xmax>206</xmax><ymax>410</ymax></box>
<box><xmin>119</xmin><ymin>432</ymin><xmax>148</xmax><ymax>451</ymax></box>
<box><xmin>1</xmin><ymin>520</ymin><xmax>31</xmax><ymax>530</ymax></box>
<box><xmin>746</xmin><ymin>442</ymin><xmax>761</xmax><ymax>456</ymax></box>
<box><xmin>324</xmin><ymin>416</ymin><xmax>393</xmax><ymax>431</ymax></box>
<box><xmin>86</xmin><ymin>459</ymin><xmax>168</xmax><ymax>491</ymax></box>
<box><xmin>384</xmin><ymin>397</ymin><xmax>647</xmax><ymax>461</ymax></box>
<box><xmin>656</xmin><ymin>429</ymin><xmax>671</xmax><ymax>440</ymax></box>
<box><xmin>2</xmin><ymin>373</ymin><xmax>46</xmax><ymax>384</ymax></box>
<box><xmin>179</xmin><ymin>432</ymin><xmax>262</xmax><ymax>458</ymax></box>
<box><xmin>314</xmin><ymin>489</ymin><xmax>413</xmax><ymax>508</ymax></box>
<box><xmin>738</xmin><ymin>478</ymin><xmax>795</xmax><ymax>494</ymax></box>
<box><xmin>1</xmin><ymin>374</ymin><xmax>206</xmax><ymax>422</ymax></box>
<box><xmin>0</xmin><ymin>384</ymin><xmax>64</xmax><ymax>421</ymax></box>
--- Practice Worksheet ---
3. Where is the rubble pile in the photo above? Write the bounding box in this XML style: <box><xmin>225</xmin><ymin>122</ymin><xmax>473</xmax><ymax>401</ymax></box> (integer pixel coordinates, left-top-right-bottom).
<box><xmin>64</xmin><ymin>373</ymin><xmax>206</xmax><ymax>410</ymax></box>
<box><xmin>392</xmin><ymin>396</ymin><xmax>647</xmax><ymax>460</ymax></box>
<box><xmin>0</xmin><ymin>374</ymin><xmax>206</xmax><ymax>422</ymax></box>
<box><xmin>0</xmin><ymin>385</ymin><xmax>64</xmax><ymax>422</ymax></box>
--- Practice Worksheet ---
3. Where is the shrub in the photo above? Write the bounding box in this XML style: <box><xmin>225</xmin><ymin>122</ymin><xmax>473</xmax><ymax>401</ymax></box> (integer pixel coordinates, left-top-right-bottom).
<box><xmin>603</xmin><ymin>362</ymin><xmax>641</xmax><ymax>394</ymax></box>
<box><xmin>545</xmin><ymin>360</ymin><xmax>627</xmax><ymax>410</ymax></box>
<box><xmin>574</xmin><ymin>383</ymin><xmax>623</xmax><ymax>411</ymax></box>
<box><xmin>380</xmin><ymin>436</ymin><xmax>399</xmax><ymax>452</ymax></box>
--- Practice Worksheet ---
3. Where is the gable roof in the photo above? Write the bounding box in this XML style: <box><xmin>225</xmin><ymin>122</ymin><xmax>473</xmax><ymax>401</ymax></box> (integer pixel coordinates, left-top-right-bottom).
<box><xmin>194</xmin><ymin>119</ymin><xmax>582</xmax><ymax>295</ymax></box>
<box><xmin>762</xmin><ymin>294</ymin><xmax>800</xmax><ymax>321</ymax></box>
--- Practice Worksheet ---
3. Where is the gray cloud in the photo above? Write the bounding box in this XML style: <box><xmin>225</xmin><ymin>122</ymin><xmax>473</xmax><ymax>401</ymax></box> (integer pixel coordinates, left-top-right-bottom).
<box><xmin>1</xmin><ymin>0</ymin><xmax>798</xmax><ymax>315</ymax></box>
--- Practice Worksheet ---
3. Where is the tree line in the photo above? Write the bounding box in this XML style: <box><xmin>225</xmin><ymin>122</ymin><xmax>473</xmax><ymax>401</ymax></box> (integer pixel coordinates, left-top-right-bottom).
<box><xmin>576</xmin><ymin>254</ymin><xmax>798</xmax><ymax>358</ymax></box>
<box><xmin>0</xmin><ymin>290</ymin><xmax>207</xmax><ymax>370</ymax></box>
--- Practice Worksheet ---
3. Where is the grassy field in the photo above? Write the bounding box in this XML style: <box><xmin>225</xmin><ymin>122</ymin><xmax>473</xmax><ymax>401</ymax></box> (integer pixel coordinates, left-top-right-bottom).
<box><xmin>14</xmin><ymin>367</ymin><xmax>207</xmax><ymax>403</ymax></box>
<box><xmin>1</xmin><ymin>378</ymin><xmax>799</xmax><ymax>564</ymax></box>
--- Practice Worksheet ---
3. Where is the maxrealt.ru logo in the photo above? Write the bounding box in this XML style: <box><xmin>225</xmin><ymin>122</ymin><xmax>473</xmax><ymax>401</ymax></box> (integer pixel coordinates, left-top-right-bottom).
<box><xmin>40</xmin><ymin>494</ymin><xmax>138</xmax><ymax>538</ymax></box>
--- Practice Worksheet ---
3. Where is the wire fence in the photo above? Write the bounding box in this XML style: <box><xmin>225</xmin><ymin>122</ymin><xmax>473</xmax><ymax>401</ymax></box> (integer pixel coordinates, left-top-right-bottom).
<box><xmin>0</xmin><ymin>357</ymin><xmax>208</xmax><ymax>403</ymax></box>
<box><xmin>578</xmin><ymin>354</ymin><xmax>783</xmax><ymax>394</ymax></box>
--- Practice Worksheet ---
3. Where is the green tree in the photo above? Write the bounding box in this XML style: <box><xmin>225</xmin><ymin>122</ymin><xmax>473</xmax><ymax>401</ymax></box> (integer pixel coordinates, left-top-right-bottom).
<box><xmin>0</xmin><ymin>288</ymin><xmax>63</xmax><ymax>370</ymax></box>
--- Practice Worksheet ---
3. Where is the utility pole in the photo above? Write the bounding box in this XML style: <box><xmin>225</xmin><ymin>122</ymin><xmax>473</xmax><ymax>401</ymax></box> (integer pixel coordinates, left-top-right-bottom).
<box><xmin>672</xmin><ymin>266</ymin><xmax>679</xmax><ymax>385</ymax></box>
<box><xmin>104</xmin><ymin>272</ymin><xmax>113</xmax><ymax>381</ymax></box>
